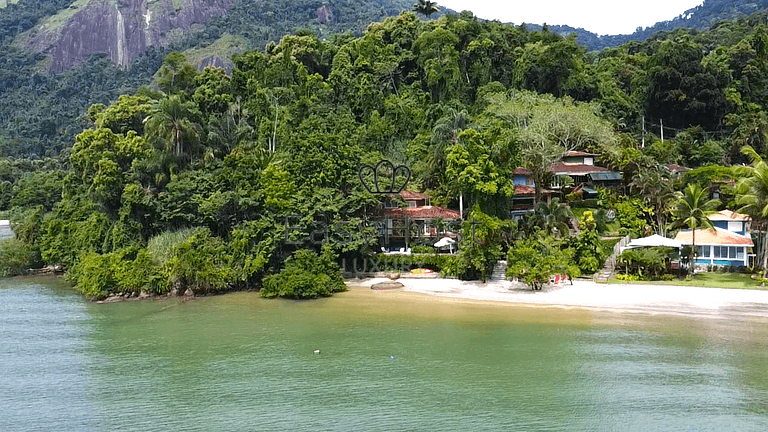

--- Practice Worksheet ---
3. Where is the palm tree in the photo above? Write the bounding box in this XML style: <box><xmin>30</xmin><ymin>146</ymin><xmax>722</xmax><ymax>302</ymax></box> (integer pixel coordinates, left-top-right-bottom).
<box><xmin>413</xmin><ymin>0</ymin><xmax>439</xmax><ymax>17</ymax></box>
<box><xmin>671</xmin><ymin>183</ymin><xmax>720</xmax><ymax>273</ymax></box>
<box><xmin>734</xmin><ymin>145</ymin><xmax>768</xmax><ymax>277</ymax></box>
<box><xmin>630</xmin><ymin>165</ymin><xmax>676</xmax><ymax>236</ymax></box>
<box><xmin>144</xmin><ymin>95</ymin><xmax>202</xmax><ymax>163</ymax></box>
<box><xmin>426</xmin><ymin>109</ymin><xmax>468</xmax><ymax>189</ymax></box>
<box><xmin>533</xmin><ymin>198</ymin><xmax>574</xmax><ymax>237</ymax></box>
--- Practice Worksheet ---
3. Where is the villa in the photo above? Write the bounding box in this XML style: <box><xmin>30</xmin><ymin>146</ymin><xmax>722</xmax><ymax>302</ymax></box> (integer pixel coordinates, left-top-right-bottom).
<box><xmin>383</xmin><ymin>190</ymin><xmax>460</xmax><ymax>245</ymax></box>
<box><xmin>674</xmin><ymin>210</ymin><xmax>754</xmax><ymax>267</ymax></box>
<box><xmin>511</xmin><ymin>151</ymin><xmax>622</xmax><ymax>217</ymax></box>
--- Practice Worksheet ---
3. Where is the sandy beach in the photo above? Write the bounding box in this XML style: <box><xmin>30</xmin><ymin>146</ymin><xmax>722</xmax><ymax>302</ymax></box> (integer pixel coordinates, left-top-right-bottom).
<box><xmin>348</xmin><ymin>277</ymin><xmax>768</xmax><ymax>318</ymax></box>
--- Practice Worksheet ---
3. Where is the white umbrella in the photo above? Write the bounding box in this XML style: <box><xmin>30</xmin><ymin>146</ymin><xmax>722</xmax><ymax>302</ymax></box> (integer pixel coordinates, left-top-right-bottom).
<box><xmin>434</xmin><ymin>237</ymin><xmax>456</xmax><ymax>253</ymax></box>
<box><xmin>625</xmin><ymin>234</ymin><xmax>683</xmax><ymax>249</ymax></box>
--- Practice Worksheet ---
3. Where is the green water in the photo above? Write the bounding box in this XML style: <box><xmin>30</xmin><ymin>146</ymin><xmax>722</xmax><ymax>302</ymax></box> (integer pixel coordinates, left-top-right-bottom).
<box><xmin>3</xmin><ymin>276</ymin><xmax>768</xmax><ymax>431</ymax></box>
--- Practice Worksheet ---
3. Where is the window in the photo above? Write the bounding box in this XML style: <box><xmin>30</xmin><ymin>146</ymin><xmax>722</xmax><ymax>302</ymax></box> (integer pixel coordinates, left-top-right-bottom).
<box><xmin>408</xmin><ymin>201</ymin><xmax>417</xmax><ymax>208</ymax></box>
<box><xmin>728</xmin><ymin>221</ymin><xmax>742</xmax><ymax>232</ymax></box>
<box><xmin>737</xmin><ymin>248</ymin><xmax>745</xmax><ymax>260</ymax></box>
<box><xmin>701</xmin><ymin>246</ymin><xmax>710</xmax><ymax>257</ymax></box>
<box><xmin>730</xmin><ymin>247</ymin><xmax>737</xmax><ymax>259</ymax></box>
<box><xmin>713</xmin><ymin>246</ymin><xmax>726</xmax><ymax>258</ymax></box>
<box><xmin>584</xmin><ymin>157</ymin><xmax>594</xmax><ymax>166</ymax></box>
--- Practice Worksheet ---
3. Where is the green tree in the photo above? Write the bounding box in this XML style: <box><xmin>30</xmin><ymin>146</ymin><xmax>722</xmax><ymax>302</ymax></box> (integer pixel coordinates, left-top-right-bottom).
<box><xmin>506</xmin><ymin>234</ymin><xmax>579</xmax><ymax>290</ymax></box>
<box><xmin>144</xmin><ymin>95</ymin><xmax>202</xmax><ymax>162</ymax></box>
<box><xmin>531</xmin><ymin>197</ymin><xmax>574</xmax><ymax>238</ymax></box>
<box><xmin>412</xmin><ymin>0</ymin><xmax>439</xmax><ymax>18</ymax></box>
<box><xmin>734</xmin><ymin>145</ymin><xmax>768</xmax><ymax>276</ymax></box>
<box><xmin>153</xmin><ymin>52</ymin><xmax>198</xmax><ymax>96</ymax></box>
<box><xmin>671</xmin><ymin>183</ymin><xmax>720</xmax><ymax>272</ymax></box>
<box><xmin>630</xmin><ymin>166</ymin><xmax>676</xmax><ymax>235</ymax></box>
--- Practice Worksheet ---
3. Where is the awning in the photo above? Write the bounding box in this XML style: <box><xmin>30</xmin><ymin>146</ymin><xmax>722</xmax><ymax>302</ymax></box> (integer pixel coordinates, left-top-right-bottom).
<box><xmin>589</xmin><ymin>171</ymin><xmax>622</xmax><ymax>181</ymax></box>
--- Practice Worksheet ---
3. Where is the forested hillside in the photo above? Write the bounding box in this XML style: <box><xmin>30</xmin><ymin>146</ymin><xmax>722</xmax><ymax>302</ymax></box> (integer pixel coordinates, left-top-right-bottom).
<box><xmin>3</xmin><ymin>10</ymin><xmax>768</xmax><ymax>296</ymax></box>
<box><xmin>3</xmin><ymin>0</ymin><xmax>768</xmax><ymax>158</ymax></box>
<box><xmin>551</xmin><ymin>0</ymin><xmax>768</xmax><ymax>50</ymax></box>
<box><xmin>0</xmin><ymin>0</ymin><xmax>417</xmax><ymax>157</ymax></box>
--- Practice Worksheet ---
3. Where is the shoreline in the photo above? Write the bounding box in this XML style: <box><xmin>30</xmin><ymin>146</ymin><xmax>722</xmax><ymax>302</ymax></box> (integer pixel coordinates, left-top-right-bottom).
<box><xmin>347</xmin><ymin>277</ymin><xmax>768</xmax><ymax>319</ymax></box>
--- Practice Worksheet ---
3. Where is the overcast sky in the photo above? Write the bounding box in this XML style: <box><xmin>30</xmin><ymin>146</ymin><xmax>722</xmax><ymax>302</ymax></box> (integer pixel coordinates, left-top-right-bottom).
<box><xmin>436</xmin><ymin>1</ymin><xmax>705</xmax><ymax>35</ymax></box>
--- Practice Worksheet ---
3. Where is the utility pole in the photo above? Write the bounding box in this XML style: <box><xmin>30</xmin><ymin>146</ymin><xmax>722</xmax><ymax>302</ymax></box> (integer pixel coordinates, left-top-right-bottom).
<box><xmin>660</xmin><ymin>119</ymin><xmax>664</xmax><ymax>143</ymax></box>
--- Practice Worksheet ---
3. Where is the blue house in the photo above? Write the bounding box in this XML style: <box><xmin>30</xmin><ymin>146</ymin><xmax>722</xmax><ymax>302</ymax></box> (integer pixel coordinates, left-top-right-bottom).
<box><xmin>674</xmin><ymin>210</ymin><xmax>753</xmax><ymax>267</ymax></box>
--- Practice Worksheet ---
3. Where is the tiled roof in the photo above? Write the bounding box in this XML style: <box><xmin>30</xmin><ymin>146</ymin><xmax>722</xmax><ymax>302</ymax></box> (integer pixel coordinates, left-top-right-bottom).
<box><xmin>514</xmin><ymin>185</ymin><xmax>554</xmax><ymax>196</ymax></box>
<box><xmin>399</xmin><ymin>190</ymin><xmax>430</xmax><ymax>201</ymax></box>
<box><xmin>551</xmin><ymin>163</ymin><xmax>609</xmax><ymax>174</ymax></box>
<box><xmin>674</xmin><ymin>227</ymin><xmax>754</xmax><ymax>247</ymax></box>
<box><xmin>514</xmin><ymin>167</ymin><xmax>531</xmax><ymax>175</ymax></box>
<box><xmin>708</xmin><ymin>210</ymin><xmax>750</xmax><ymax>221</ymax></box>
<box><xmin>385</xmin><ymin>206</ymin><xmax>460</xmax><ymax>219</ymax></box>
<box><xmin>515</xmin><ymin>185</ymin><xmax>535</xmax><ymax>195</ymax></box>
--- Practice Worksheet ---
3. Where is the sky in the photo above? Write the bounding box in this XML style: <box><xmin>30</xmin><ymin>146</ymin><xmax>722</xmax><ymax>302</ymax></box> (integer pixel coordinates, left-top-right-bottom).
<box><xmin>436</xmin><ymin>0</ymin><xmax>705</xmax><ymax>35</ymax></box>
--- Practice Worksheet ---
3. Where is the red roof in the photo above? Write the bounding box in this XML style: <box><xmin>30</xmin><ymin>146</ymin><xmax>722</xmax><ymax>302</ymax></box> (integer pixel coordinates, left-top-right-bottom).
<box><xmin>551</xmin><ymin>163</ymin><xmax>609</xmax><ymax>174</ymax></box>
<box><xmin>708</xmin><ymin>210</ymin><xmax>750</xmax><ymax>222</ymax></box>
<box><xmin>515</xmin><ymin>185</ymin><xmax>535</xmax><ymax>195</ymax></box>
<box><xmin>514</xmin><ymin>185</ymin><xmax>553</xmax><ymax>196</ymax></box>
<box><xmin>674</xmin><ymin>227</ymin><xmax>754</xmax><ymax>247</ymax></box>
<box><xmin>399</xmin><ymin>190</ymin><xmax>430</xmax><ymax>201</ymax></box>
<box><xmin>385</xmin><ymin>206</ymin><xmax>460</xmax><ymax>219</ymax></box>
<box><xmin>514</xmin><ymin>167</ymin><xmax>531</xmax><ymax>175</ymax></box>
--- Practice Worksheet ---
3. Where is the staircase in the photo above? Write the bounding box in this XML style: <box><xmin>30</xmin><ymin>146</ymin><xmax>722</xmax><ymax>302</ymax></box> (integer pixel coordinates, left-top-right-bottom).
<box><xmin>594</xmin><ymin>235</ymin><xmax>630</xmax><ymax>283</ymax></box>
<box><xmin>490</xmin><ymin>260</ymin><xmax>508</xmax><ymax>282</ymax></box>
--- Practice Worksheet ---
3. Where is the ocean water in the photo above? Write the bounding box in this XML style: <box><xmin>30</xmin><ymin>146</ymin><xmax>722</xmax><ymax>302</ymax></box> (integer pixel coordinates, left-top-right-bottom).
<box><xmin>2</xmin><ymin>276</ymin><xmax>768</xmax><ymax>431</ymax></box>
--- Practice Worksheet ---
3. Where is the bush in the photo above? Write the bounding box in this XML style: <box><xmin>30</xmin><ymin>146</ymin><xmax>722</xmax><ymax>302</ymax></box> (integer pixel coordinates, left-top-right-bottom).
<box><xmin>410</xmin><ymin>244</ymin><xmax>434</xmax><ymax>254</ymax></box>
<box><xmin>66</xmin><ymin>251</ymin><xmax>118</xmax><ymax>300</ymax></box>
<box><xmin>615</xmin><ymin>273</ymin><xmax>640</xmax><ymax>282</ymax></box>
<box><xmin>261</xmin><ymin>248</ymin><xmax>346</xmax><ymax>299</ymax></box>
<box><xmin>165</xmin><ymin>228</ymin><xmax>235</xmax><ymax>295</ymax></box>
<box><xmin>147</xmin><ymin>228</ymin><xmax>196</xmax><ymax>266</ymax></box>
<box><xmin>617</xmin><ymin>247</ymin><xmax>672</xmax><ymax>279</ymax></box>
<box><xmin>0</xmin><ymin>238</ymin><xmax>41</xmax><ymax>277</ymax></box>
<box><xmin>67</xmin><ymin>247</ymin><xmax>168</xmax><ymax>299</ymax></box>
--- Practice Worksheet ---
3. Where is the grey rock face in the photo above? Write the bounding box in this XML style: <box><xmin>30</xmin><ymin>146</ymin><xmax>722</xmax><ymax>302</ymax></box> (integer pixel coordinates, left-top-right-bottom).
<box><xmin>31</xmin><ymin>0</ymin><xmax>237</xmax><ymax>72</ymax></box>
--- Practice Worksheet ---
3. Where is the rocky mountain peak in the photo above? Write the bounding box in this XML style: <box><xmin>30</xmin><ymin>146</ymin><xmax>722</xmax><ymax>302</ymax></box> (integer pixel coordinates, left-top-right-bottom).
<box><xmin>26</xmin><ymin>0</ymin><xmax>237</xmax><ymax>72</ymax></box>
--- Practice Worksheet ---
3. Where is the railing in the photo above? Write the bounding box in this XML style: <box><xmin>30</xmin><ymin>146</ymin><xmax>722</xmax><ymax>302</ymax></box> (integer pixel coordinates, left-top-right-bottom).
<box><xmin>595</xmin><ymin>234</ymin><xmax>631</xmax><ymax>282</ymax></box>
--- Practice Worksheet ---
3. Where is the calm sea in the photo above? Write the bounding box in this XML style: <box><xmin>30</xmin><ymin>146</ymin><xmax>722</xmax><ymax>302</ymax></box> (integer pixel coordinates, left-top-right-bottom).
<box><xmin>2</xmin><ymin>276</ymin><xmax>768</xmax><ymax>431</ymax></box>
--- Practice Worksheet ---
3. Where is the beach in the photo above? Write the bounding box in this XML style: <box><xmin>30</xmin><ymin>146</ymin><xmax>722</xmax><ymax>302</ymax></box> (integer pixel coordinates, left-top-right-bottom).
<box><xmin>348</xmin><ymin>277</ymin><xmax>768</xmax><ymax>318</ymax></box>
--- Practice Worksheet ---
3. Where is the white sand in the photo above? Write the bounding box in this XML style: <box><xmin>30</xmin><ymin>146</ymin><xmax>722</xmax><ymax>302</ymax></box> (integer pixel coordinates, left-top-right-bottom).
<box><xmin>348</xmin><ymin>277</ymin><xmax>768</xmax><ymax>318</ymax></box>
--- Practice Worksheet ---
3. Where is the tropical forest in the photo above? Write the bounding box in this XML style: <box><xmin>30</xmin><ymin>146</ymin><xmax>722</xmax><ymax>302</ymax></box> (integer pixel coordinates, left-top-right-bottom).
<box><xmin>4</xmin><ymin>1</ymin><xmax>768</xmax><ymax>299</ymax></box>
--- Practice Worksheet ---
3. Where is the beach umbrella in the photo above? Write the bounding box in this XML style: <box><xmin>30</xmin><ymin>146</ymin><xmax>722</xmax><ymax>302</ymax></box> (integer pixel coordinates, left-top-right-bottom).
<box><xmin>434</xmin><ymin>237</ymin><xmax>456</xmax><ymax>253</ymax></box>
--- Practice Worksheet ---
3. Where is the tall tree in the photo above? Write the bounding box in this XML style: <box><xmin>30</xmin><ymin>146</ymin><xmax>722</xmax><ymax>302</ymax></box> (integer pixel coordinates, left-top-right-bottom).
<box><xmin>630</xmin><ymin>166</ymin><xmax>676</xmax><ymax>236</ymax></box>
<box><xmin>144</xmin><ymin>95</ymin><xmax>202</xmax><ymax>162</ymax></box>
<box><xmin>734</xmin><ymin>145</ymin><xmax>768</xmax><ymax>277</ymax></box>
<box><xmin>671</xmin><ymin>183</ymin><xmax>720</xmax><ymax>272</ymax></box>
